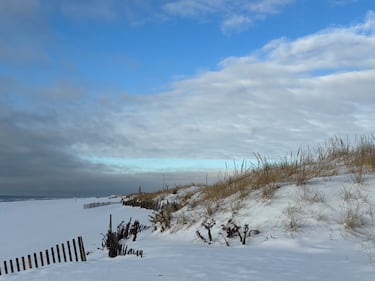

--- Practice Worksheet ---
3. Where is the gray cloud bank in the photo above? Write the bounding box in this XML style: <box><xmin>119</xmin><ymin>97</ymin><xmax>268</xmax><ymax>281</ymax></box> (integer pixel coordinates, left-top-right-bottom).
<box><xmin>1</xmin><ymin>1</ymin><xmax>375</xmax><ymax>196</ymax></box>
<box><xmin>0</xmin><ymin>100</ymin><xmax>216</xmax><ymax>196</ymax></box>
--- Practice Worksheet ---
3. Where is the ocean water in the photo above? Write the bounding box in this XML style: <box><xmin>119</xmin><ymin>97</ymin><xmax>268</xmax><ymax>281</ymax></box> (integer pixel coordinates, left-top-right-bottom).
<box><xmin>0</xmin><ymin>194</ymin><xmax>77</xmax><ymax>202</ymax></box>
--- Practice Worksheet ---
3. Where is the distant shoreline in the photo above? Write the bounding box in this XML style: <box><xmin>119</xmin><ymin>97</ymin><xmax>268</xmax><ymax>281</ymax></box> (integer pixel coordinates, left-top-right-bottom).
<box><xmin>0</xmin><ymin>194</ymin><xmax>90</xmax><ymax>203</ymax></box>
<box><xmin>0</xmin><ymin>194</ymin><xmax>122</xmax><ymax>203</ymax></box>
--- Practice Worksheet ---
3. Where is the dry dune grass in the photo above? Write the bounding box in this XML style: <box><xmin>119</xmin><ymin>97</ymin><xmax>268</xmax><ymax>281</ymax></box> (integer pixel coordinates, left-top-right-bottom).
<box><xmin>200</xmin><ymin>135</ymin><xmax>375</xmax><ymax>204</ymax></box>
<box><xmin>124</xmin><ymin>135</ymin><xmax>375</xmax><ymax>225</ymax></box>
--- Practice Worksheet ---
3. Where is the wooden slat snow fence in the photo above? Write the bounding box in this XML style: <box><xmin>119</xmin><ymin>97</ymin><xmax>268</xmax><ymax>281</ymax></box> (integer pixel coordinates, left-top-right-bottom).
<box><xmin>0</xmin><ymin>236</ymin><xmax>86</xmax><ymax>276</ymax></box>
<box><xmin>83</xmin><ymin>201</ymin><xmax>121</xmax><ymax>209</ymax></box>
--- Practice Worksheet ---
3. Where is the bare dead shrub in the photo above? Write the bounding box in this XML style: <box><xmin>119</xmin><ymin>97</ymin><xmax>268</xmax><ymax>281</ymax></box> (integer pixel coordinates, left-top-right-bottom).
<box><xmin>230</xmin><ymin>199</ymin><xmax>242</xmax><ymax>215</ymax></box>
<box><xmin>342</xmin><ymin>187</ymin><xmax>355</xmax><ymax>202</ymax></box>
<box><xmin>102</xmin><ymin>217</ymin><xmax>149</xmax><ymax>258</ymax></box>
<box><xmin>341</xmin><ymin>187</ymin><xmax>369</xmax><ymax>203</ymax></box>
<box><xmin>149</xmin><ymin>201</ymin><xmax>181</xmax><ymax>232</ymax></box>
<box><xmin>299</xmin><ymin>186</ymin><xmax>324</xmax><ymax>203</ymax></box>
<box><xmin>196</xmin><ymin>218</ymin><xmax>216</xmax><ymax>244</ymax></box>
<box><xmin>284</xmin><ymin>204</ymin><xmax>303</xmax><ymax>232</ymax></box>
<box><xmin>204</xmin><ymin>201</ymin><xmax>220</xmax><ymax>217</ymax></box>
<box><xmin>220</xmin><ymin>219</ymin><xmax>260</xmax><ymax>245</ymax></box>
<box><xmin>349</xmin><ymin>166</ymin><xmax>365</xmax><ymax>184</ymax></box>
<box><xmin>343</xmin><ymin>202</ymin><xmax>365</xmax><ymax>230</ymax></box>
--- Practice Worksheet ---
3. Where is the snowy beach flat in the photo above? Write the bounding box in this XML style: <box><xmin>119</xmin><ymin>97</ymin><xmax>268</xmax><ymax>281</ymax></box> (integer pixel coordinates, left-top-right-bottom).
<box><xmin>1</xmin><ymin>176</ymin><xmax>375</xmax><ymax>281</ymax></box>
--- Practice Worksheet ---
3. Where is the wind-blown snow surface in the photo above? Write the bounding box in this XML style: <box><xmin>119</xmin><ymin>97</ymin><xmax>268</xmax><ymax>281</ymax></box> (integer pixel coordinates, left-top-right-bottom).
<box><xmin>1</xmin><ymin>177</ymin><xmax>375</xmax><ymax>281</ymax></box>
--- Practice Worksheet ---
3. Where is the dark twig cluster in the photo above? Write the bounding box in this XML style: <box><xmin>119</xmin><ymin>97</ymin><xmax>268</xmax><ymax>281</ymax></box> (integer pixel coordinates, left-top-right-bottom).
<box><xmin>220</xmin><ymin>219</ymin><xmax>260</xmax><ymax>245</ymax></box>
<box><xmin>118</xmin><ymin>245</ymin><xmax>144</xmax><ymax>257</ymax></box>
<box><xmin>196</xmin><ymin>218</ymin><xmax>260</xmax><ymax>246</ymax></box>
<box><xmin>195</xmin><ymin>219</ymin><xmax>216</xmax><ymax>244</ymax></box>
<box><xmin>102</xmin><ymin>217</ymin><xmax>149</xmax><ymax>258</ymax></box>
<box><xmin>116</xmin><ymin>218</ymin><xmax>150</xmax><ymax>242</ymax></box>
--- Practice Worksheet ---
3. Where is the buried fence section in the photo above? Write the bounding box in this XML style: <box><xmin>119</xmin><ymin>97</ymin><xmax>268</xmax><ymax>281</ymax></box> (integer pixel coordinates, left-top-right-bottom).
<box><xmin>83</xmin><ymin>201</ymin><xmax>121</xmax><ymax>209</ymax></box>
<box><xmin>0</xmin><ymin>236</ymin><xmax>87</xmax><ymax>276</ymax></box>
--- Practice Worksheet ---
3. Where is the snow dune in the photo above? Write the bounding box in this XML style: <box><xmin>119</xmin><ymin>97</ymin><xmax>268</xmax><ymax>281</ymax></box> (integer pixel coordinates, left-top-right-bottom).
<box><xmin>1</xmin><ymin>176</ymin><xmax>375</xmax><ymax>281</ymax></box>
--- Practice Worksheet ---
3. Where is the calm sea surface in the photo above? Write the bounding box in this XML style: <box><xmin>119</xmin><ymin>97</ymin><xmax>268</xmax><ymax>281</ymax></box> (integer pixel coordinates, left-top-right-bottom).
<box><xmin>0</xmin><ymin>194</ymin><xmax>86</xmax><ymax>202</ymax></box>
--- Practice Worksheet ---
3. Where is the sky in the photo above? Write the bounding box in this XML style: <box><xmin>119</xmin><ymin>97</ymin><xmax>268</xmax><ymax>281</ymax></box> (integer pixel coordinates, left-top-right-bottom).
<box><xmin>1</xmin><ymin>0</ymin><xmax>375</xmax><ymax>196</ymax></box>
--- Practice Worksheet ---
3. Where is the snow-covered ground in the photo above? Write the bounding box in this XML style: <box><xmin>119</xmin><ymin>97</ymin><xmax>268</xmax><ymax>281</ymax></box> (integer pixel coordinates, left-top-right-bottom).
<box><xmin>1</xmin><ymin>175</ymin><xmax>375</xmax><ymax>281</ymax></box>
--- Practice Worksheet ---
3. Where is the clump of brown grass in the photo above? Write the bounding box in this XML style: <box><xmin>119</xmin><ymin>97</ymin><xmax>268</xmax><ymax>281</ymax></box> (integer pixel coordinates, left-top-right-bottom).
<box><xmin>203</xmin><ymin>201</ymin><xmax>220</xmax><ymax>217</ymax></box>
<box><xmin>323</xmin><ymin>136</ymin><xmax>351</xmax><ymax>163</ymax></box>
<box><xmin>200</xmin><ymin>161</ymin><xmax>253</xmax><ymax>204</ymax></box>
<box><xmin>123</xmin><ymin>192</ymin><xmax>160</xmax><ymax>210</ymax></box>
<box><xmin>345</xmin><ymin>136</ymin><xmax>375</xmax><ymax>184</ymax></box>
<box><xmin>149</xmin><ymin>201</ymin><xmax>182</xmax><ymax>232</ymax></box>
<box><xmin>342</xmin><ymin>202</ymin><xmax>366</xmax><ymax>230</ymax></box>
<box><xmin>122</xmin><ymin>183</ymin><xmax>201</xmax><ymax>210</ymax></box>
<box><xmin>341</xmin><ymin>187</ymin><xmax>362</xmax><ymax>202</ymax></box>
<box><xmin>230</xmin><ymin>199</ymin><xmax>243</xmax><ymax>215</ymax></box>
<box><xmin>261</xmin><ymin>184</ymin><xmax>279</xmax><ymax>201</ymax></box>
<box><xmin>252</xmin><ymin>154</ymin><xmax>281</xmax><ymax>187</ymax></box>
<box><xmin>299</xmin><ymin>185</ymin><xmax>325</xmax><ymax>203</ymax></box>
<box><xmin>284</xmin><ymin>149</ymin><xmax>312</xmax><ymax>186</ymax></box>
<box><xmin>340</xmin><ymin>186</ymin><xmax>374</xmax><ymax>238</ymax></box>
<box><xmin>284</xmin><ymin>204</ymin><xmax>303</xmax><ymax>232</ymax></box>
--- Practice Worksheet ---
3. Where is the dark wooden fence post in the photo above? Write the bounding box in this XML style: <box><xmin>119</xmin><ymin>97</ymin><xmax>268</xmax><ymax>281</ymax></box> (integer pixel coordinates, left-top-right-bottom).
<box><xmin>56</xmin><ymin>244</ymin><xmax>61</xmax><ymax>263</ymax></box>
<box><xmin>10</xmin><ymin>259</ymin><xmax>14</xmax><ymax>273</ymax></box>
<box><xmin>77</xmin><ymin>236</ymin><xmax>87</xmax><ymax>261</ymax></box>
<box><xmin>40</xmin><ymin>251</ymin><xmax>44</xmax><ymax>267</ymax></box>
<box><xmin>34</xmin><ymin>253</ymin><xmax>38</xmax><ymax>268</ymax></box>
<box><xmin>51</xmin><ymin>247</ymin><xmax>56</xmax><ymax>263</ymax></box>
<box><xmin>21</xmin><ymin>256</ymin><xmax>26</xmax><ymax>270</ymax></box>
<box><xmin>72</xmin><ymin>238</ymin><xmax>78</xmax><ymax>262</ymax></box>
<box><xmin>16</xmin><ymin>258</ymin><xmax>20</xmax><ymax>272</ymax></box>
<box><xmin>46</xmin><ymin>249</ymin><xmax>50</xmax><ymax>265</ymax></box>
<box><xmin>27</xmin><ymin>254</ymin><xmax>32</xmax><ymax>269</ymax></box>
<box><xmin>67</xmin><ymin>241</ymin><xmax>73</xmax><ymax>262</ymax></box>
<box><xmin>62</xmin><ymin>243</ymin><xmax>67</xmax><ymax>262</ymax></box>
<box><xmin>4</xmin><ymin>261</ymin><xmax>8</xmax><ymax>274</ymax></box>
<box><xmin>109</xmin><ymin>214</ymin><xmax>112</xmax><ymax>232</ymax></box>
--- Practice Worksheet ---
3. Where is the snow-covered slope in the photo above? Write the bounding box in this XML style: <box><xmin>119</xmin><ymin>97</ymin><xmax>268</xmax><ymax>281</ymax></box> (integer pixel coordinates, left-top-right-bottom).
<box><xmin>165</xmin><ymin>175</ymin><xmax>375</xmax><ymax>246</ymax></box>
<box><xmin>1</xmin><ymin>174</ymin><xmax>375</xmax><ymax>281</ymax></box>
